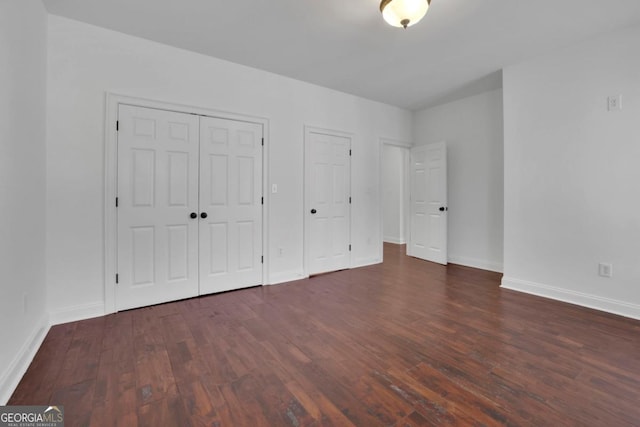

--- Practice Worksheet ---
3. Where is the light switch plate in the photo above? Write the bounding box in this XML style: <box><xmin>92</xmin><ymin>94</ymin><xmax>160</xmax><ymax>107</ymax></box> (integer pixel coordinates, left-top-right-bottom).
<box><xmin>599</xmin><ymin>263</ymin><xmax>613</xmax><ymax>278</ymax></box>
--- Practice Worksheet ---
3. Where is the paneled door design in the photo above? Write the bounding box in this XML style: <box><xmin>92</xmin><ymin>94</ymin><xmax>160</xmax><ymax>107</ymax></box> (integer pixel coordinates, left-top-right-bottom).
<box><xmin>409</xmin><ymin>142</ymin><xmax>448</xmax><ymax>265</ymax></box>
<box><xmin>116</xmin><ymin>105</ymin><xmax>263</xmax><ymax>310</ymax></box>
<box><xmin>199</xmin><ymin>117</ymin><xmax>263</xmax><ymax>294</ymax></box>
<box><xmin>305</xmin><ymin>128</ymin><xmax>351</xmax><ymax>275</ymax></box>
<box><xmin>117</xmin><ymin>105</ymin><xmax>200</xmax><ymax>311</ymax></box>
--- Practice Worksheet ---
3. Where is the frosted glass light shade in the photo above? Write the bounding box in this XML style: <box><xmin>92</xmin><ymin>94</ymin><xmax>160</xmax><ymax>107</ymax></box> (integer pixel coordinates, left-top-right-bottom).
<box><xmin>380</xmin><ymin>0</ymin><xmax>430</xmax><ymax>29</ymax></box>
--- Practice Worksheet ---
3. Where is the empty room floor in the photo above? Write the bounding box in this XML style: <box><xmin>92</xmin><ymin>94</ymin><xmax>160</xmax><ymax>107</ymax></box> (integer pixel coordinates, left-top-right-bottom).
<box><xmin>9</xmin><ymin>244</ymin><xmax>640</xmax><ymax>426</ymax></box>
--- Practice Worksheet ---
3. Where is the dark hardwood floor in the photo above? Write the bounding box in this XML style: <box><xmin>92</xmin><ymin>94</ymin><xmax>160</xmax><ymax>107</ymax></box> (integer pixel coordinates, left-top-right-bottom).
<box><xmin>10</xmin><ymin>243</ymin><xmax>640</xmax><ymax>426</ymax></box>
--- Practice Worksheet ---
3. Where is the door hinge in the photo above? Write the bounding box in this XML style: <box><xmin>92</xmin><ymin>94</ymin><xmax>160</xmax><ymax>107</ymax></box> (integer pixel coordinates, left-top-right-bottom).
<box><xmin>349</xmin><ymin>244</ymin><xmax>352</xmax><ymax>252</ymax></box>
<box><xmin>261</xmin><ymin>255</ymin><xmax>264</xmax><ymax>264</ymax></box>
<box><xmin>349</xmin><ymin>196</ymin><xmax>352</xmax><ymax>204</ymax></box>
<box><xmin>115</xmin><ymin>197</ymin><xmax>119</xmax><ymax>207</ymax></box>
<box><xmin>116</xmin><ymin>120</ymin><xmax>119</xmax><ymax>131</ymax></box>
<box><xmin>349</xmin><ymin>149</ymin><xmax>352</xmax><ymax>156</ymax></box>
<box><xmin>261</xmin><ymin>138</ymin><xmax>264</xmax><ymax>146</ymax></box>
<box><xmin>115</xmin><ymin>274</ymin><xmax>119</xmax><ymax>284</ymax></box>
<box><xmin>261</xmin><ymin>197</ymin><xmax>264</xmax><ymax>205</ymax></box>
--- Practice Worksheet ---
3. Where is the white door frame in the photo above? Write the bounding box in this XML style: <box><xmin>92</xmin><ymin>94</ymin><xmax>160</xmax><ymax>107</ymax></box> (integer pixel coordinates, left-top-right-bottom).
<box><xmin>104</xmin><ymin>93</ymin><xmax>270</xmax><ymax>314</ymax></box>
<box><xmin>379</xmin><ymin>138</ymin><xmax>412</xmax><ymax>261</ymax></box>
<box><xmin>303</xmin><ymin>125</ymin><xmax>353</xmax><ymax>277</ymax></box>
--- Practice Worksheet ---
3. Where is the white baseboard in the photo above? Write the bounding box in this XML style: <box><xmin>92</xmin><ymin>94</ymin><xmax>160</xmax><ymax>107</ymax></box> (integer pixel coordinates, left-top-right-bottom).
<box><xmin>448</xmin><ymin>255</ymin><xmax>503</xmax><ymax>273</ymax></box>
<box><xmin>352</xmin><ymin>257</ymin><xmax>382</xmax><ymax>269</ymax></box>
<box><xmin>383</xmin><ymin>236</ymin><xmax>406</xmax><ymax>245</ymax></box>
<box><xmin>0</xmin><ymin>315</ymin><xmax>49</xmax><ymax>405</ymax></box>
<box><xmin>501</xmin><ymin>276</ymin><xmax>640</xmax><ymax>321</ymax></box>
<box><xmin>268</xmin><ymin>270</ymin><xmax>307</xmax><ymax>285</ymax></box>
<box><xmin>48</xmin><ymin>302</ymin><xmax>105</xmax><ymax>326</ymax></box>
<box><xmin>268</xmin><ymin>258</ymin><xmax>385</xmax><ymax>285</ymax></box>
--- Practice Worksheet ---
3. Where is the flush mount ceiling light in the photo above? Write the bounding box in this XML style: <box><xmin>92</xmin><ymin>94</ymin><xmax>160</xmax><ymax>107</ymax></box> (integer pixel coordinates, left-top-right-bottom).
<box><xmin>380</xmin><ymin>0</ymin><xmax>431</xmax><ymax>29</ymax></box>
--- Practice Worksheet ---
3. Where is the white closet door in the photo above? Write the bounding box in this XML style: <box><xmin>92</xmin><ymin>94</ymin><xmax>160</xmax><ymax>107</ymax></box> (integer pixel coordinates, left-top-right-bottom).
<box><xmin>117</xmin><ymin>105</ymin><xmax>200</xmax><ymax>311</ymax></box>
<box><xmin>305</xmin><ymin>129</ymin><xmax>351</xmax><ymax>275</ymax></box>
<box><xmin>199</xmin><ymin>116</ymin><xmax>263</xmax><ymax>294</ymax></box>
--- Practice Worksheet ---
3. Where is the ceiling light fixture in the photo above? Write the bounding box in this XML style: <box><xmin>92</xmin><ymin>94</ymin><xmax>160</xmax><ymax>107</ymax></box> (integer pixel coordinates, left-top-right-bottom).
<box><xmin>380</xmin><ymin>0</ymin><xmax>430</xmax><ymax>29</ymax></box>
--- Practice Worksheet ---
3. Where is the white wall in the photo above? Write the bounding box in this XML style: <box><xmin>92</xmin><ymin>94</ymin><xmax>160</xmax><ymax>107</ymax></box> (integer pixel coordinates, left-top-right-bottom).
<box><xmin>502</xmin><ymin>24</ymin><xmax>640</xmax><ymax>319</ymax></box>
<box><xmin>413</xmin><ymin>90</ymin><xmax>504</xmax><ymax>272</ymax></box>
<box><xmin>382</xmin><ymin>145</ymin><xmax>407</xmax><ymax>244</ymax></box>
<box><xmin>46</xmin><ymin>16</ymin><xmax>412</xmax><ymax>320</ymax></box>
<box><xmin>0</xmin><ymin>0</ymin><xmax>49</xmax><ymax>404</ymax></box>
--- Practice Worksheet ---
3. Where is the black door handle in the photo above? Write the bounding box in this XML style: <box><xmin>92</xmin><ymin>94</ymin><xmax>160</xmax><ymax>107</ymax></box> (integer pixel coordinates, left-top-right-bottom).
<box><xmin>190</xmin><ymin>212</ymin><xmax>197</xmax><ymax>219</ymax></box>
<box><xmin>200</xmin><ymin>212</ymin><xmax>208</xmax><ymax>219</ymax></box>
<box><xmin>311</xmin><ymin>209</ymin><xmax>317</xmax><ymax>214</ymax></box>
<box><xmin>439</xmin><ymin>207</ymin><xmax>446</xmax><ymax>212</ymax></box>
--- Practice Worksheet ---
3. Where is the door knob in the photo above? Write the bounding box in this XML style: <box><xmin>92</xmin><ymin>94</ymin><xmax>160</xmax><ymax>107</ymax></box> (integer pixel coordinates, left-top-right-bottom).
<box><xmin>190</xmin><ymin>212</ymin><xmax>197</xmax><ymax>219</ymax></box>
<box><xmin>200</xmin><ymin>212</ymin><xmax>208</xmax><ymax>219</ymax></box>
<box><xmin>310</xmin><ymin>209</ymin><xmax>317</xmax><ymax>214</ymax></box>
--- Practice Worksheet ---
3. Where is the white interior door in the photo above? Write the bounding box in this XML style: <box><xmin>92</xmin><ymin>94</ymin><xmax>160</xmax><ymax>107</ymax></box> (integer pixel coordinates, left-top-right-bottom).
<box><xmin>409</xmin><ymin>142</ymin><xmax>448</xmax><ymax>264</ymax></box>
<box><xmin>199</xmin><ymin>116</ymin><xmax>263</xmax><ymax>294</ymax></box>
<box><xmin>116</xmin><ymin>105</ymin><xmax>200</xmax><ymax>310</ymax></box>
<box><xmin>305</xmin><ymin>128</ymin><xmax>351</xmax><ymax>275</ymax></box>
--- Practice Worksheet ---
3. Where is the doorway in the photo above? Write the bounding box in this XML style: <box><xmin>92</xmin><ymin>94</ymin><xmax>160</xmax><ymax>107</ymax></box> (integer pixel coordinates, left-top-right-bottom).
<box><xmin>382</xmin><ymin>144</ymin><xmax>409</xmax><ymax>245</ymax></box>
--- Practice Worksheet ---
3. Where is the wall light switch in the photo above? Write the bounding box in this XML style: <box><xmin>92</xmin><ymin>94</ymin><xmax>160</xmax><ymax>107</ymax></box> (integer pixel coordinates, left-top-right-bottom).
<box><xmin>598</xmin><ymin>263</ymin><xmax>613</xmax><ymax>278</ymax></box>
<box><xmin>607</xmin><ymin>95</ymin><xmax>622</xmax><ymax>111</ymax></box>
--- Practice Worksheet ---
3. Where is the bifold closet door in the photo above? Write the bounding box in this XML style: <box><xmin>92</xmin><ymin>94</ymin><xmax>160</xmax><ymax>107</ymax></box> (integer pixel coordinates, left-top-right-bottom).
<box><xmin>116</xmin><ymin>105</ymin><xmax>200</xmax><ymax>311</ymax></box>
<box><xmin>198</xmin><ymin>116</ymin><xmax>263</xmax><ymax>294</ymax></box>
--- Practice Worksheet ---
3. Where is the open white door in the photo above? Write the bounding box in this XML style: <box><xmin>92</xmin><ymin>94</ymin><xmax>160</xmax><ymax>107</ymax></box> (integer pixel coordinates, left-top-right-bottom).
<box><xmin>305</xmin><ymin>128</ymin><xmax>351</xmax><ymax>276</ymax></box>
<box><xmin>408</xmin><ymin>142</ymin><xmax>447</xmax><ymax>265</ymax></box>
<box><xmin>116</xmin><ymin>105</ymin><xmax>200</xmax><ymax>310</ymax></box>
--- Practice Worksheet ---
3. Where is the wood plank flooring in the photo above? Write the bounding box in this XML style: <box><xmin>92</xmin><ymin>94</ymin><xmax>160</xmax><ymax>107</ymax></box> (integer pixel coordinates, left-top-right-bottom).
<box><xmin>10</xmin><ymin>243</ymin><xmax>640</xmax><ymax>426</ymax></box>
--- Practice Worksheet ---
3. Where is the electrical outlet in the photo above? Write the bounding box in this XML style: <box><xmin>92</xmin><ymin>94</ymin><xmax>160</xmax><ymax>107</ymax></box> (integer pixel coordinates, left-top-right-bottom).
<box><xmin>598</xmin><ymin>263</ymin><xmax>613</xmax><ymax>278</ymax></box>
<box><xmin>607</xmin><ymin>95</ymin><xmax>622</xmax><ymax>112</ymax></box>
<box><xmin>271</xmin><ymin>184</ymin><xmax>278</xmax><ymax>193</ymax></box>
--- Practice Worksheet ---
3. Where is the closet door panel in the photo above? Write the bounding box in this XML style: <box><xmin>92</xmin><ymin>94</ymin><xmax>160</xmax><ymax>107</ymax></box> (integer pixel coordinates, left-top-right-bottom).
<box><xmin>199</xmin><ymin>117</ymin><xmax>263</xmax><ymax>294</ymax></box>
<box><xmin>117</xmin><ymin>105</ymin><xmax>199</xmax><ymax>311</ymax></box>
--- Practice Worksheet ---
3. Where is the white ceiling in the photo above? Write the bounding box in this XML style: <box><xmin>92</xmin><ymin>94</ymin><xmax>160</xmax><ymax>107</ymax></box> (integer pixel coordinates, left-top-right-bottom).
<box><xmin>42</xmin><ymin>0</ymin><xmax>640</xmax><ymax>110</ymax></box>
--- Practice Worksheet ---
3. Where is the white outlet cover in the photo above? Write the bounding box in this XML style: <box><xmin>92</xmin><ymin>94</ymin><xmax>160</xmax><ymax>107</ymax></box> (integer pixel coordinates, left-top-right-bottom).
<box><xmin>607</xmin><ymin>95</ymin><xmax>622</xmax><ymax>111</ymax></box>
